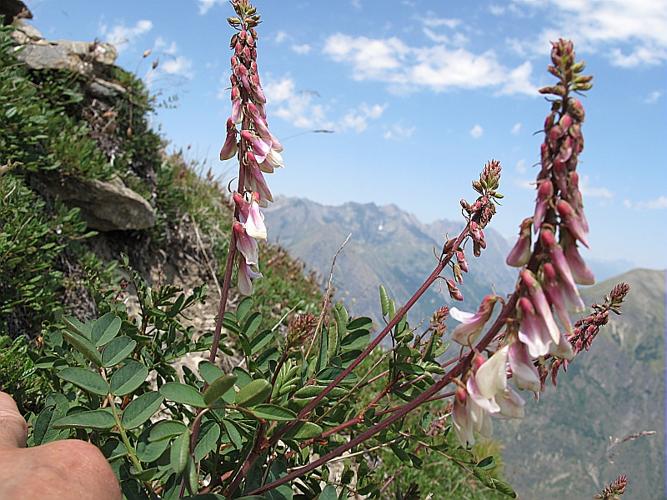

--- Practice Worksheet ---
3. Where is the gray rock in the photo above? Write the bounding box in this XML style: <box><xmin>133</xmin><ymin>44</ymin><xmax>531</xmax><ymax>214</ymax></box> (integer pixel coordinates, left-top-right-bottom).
<box><xmin>88</xmin><ymin>77</ymin><xmax>126</xmax><ymax>99</ymax></box>
<box><xmin>39</xmin><ymin>174</ymin><xmax>156</xmax><ymax>231</ymax></box>
<box><xmin>14</xmin><ymin>39</ymin><xmax>117</xmax><ymax>75</ymax></box>
<box><xmin>10</xmin><ymin>20</ymin><xmax>41</xmax><ymax>43</ymax></box>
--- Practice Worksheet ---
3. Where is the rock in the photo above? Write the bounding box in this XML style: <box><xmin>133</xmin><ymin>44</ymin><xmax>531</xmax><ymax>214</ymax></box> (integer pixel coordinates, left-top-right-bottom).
<box><xmin>14</xmin><ymin>39</ymin><xmax>117</xmax><ymax>75</ymax></box>
<box><xmin>88</xmin><ymin>77</ymin><xmax>126</xmax><ymax>99</ymax></box>
<box><xmin>10</xmin><ymin>20</ymin><xmax>41</xmax><ymax>43</ymax></box>
<box><xmin>0</xmin><ymin>0</ymin><xmax>32</xmax><ymax>25</ymax></box>
<box><xmin>38</xmin><ymin>174</ymin><xmax>156</xmax><ymax>231</ymax></box>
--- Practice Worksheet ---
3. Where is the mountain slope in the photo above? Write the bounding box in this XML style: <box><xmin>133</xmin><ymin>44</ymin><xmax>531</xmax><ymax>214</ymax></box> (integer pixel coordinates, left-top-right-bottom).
<box><xmin>498</xmin><ymin>268</ymin><xmax>665</xmax><ymax>499</ymax></box>
<box><xmin>264</xmin><ymin>197</ymin><xmax>516</xmax><ymax>325</ymax></box>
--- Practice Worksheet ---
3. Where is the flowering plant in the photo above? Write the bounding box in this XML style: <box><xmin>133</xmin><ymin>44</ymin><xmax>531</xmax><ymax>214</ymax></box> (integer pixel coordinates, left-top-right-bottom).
<box><xmin>20</xmin><ymin>2</ymin><xmax>631</xmax><ymax>499</ymax></box>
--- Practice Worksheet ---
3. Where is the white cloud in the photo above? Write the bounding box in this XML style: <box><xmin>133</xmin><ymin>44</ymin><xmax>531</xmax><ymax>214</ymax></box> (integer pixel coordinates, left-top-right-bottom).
<box><xmin>261</xmin><ymin>75</ymin><xmax>384</xmax><ymax>133</ymax></box>
<box><xmin>511</xmin><ymin>122</ymin><xmax>522</xmax><ymax>135</ymax></box>
<box><xmin>100</xmin><ymin>19</ymin><xmax>153</xmax><ymax>53</ymax></box>
<box><xmin>198</xmin><ymin>0</ymin><xmax>225</xmax><ymax>15</ymax></box>
<box><xmin>161</xmin><ymin>56</ymin><xmax>193</xmax><ymax>77</ymax></box>
<box><xmin>508</xmin><ymin>0</ymin><xmax>667</xmax><ymax>68</ymax></box>
<box><xmin>645</xmin><ymin>90</ymin><xmax>662</xmax><ymax>104</ymax></box>
<box><xmin>489</xmin><ymin>4</ymin><xmax>506</xmax><ymax>15</ymax></box>
<box><xmin>384</xmin><ymin>123</ymin><xmax>416</xmax><ymax>141</ymax></box>
<box><xmin>470</xmin><ymin>124</ymin><xmax>484</xmax><ymax>138</ymax></box>
<box><xmin>351</xmin><ymin>0</ymin><xmax>362</xmax><ymax>9</ymax></box>
<box><xmin>291</xmin><ymin>43</ymin><xmax>312</xmax><ymax>55</ymax></box>
<box><xmin>579</xmin><ymin>175</ymin><xmax>613</xmax><ymax>199</ymax></box>
<box><xmin>154</xmin><ymin>36</ymin><xmax>178</xmax><ymax>56</ymax></box>
<box><xmin>515</xmin><ymin>159</ymin><xmax>527</xmax><ymax>173</ymax></box>
<box><xmin>275</xmin><ymin>31</ymin><xmax>288</xmax><ymax>44</ymax></box>
<box><xmin>625</xmin><ymin>196</ymin><xmax>667</xmax><ymax>210</ymax></box>
<box><xmin>323</xmin><ymin>33</ymin><xmax>537</xmax><ymax>95</ymax></box>
<box><xmin>422</xmin><ymin>16</ymin><xmax>462</xmax><ymax>29</ymax></box>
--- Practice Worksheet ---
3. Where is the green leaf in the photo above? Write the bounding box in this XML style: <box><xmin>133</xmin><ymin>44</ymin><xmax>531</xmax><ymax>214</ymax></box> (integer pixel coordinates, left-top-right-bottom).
<box><xmin>236</xmin><ymin>297</ymin><xmax>254</xmax><ymax>323</ymax></box>
<box><xmin>170</xmin><ymin>429</ymin><xmax>191</xmax><ymax>474</ymax></box>
<box><xmin>63</xmin><ymin>317</ymin><xmax>92</xmax><ymax>339</ymax></box>
<box><xmin>222</xmin><ymin>419</ymin><xmax>243</xmax><ymax>449</ymax></box>
<box><xmin>91</xmin><ymin>313</ymin><xmax>121</xmax><ymax>347</ymax></box>
<box><xmin>318</xmin><ymin>485</ymin><xmax>338</xmax><ymax>500</ymax></box>
<box><xmin>149</xmin><ymin>420</ymin><xmax>187</xmax><ymax>442</ymax></box>
<box><xmin>250</xmin><ymin>404</ymin><xmax>296</xmax><ymax>421</ymax></box>
<box><xmin>160</xmin><ymin>382</ymin><xmax>206</xmax><ymax>408</ymax></box>
<box><xmin>102</xmin><ymin>337</ymin><xmax>136</xmax><ymax>367</ymax></box>
<box><xmin>284</xmin><ymin>421</ymin><xmax>323</xmax><ymax>440</ymax></box>
<box><xmin>57</xmin><ymin>367</ymin><xmax>109</xmax><ymax>396</ymax></box>
<box><xmin>121</xmin><ymin>393</ymin><xmax>164</xmax><ymax>429</ymax></box>
<box><xmin>477</xmin><ymin>456</ymin><xmax>495</xmax><ymax>469</ymax></box>
<box><xmin>347</xmin><ymin>317</ymin><xmax>372</xmax><ymax>331</ymax></box>
<box><xmin>379</xmin><ymin>285</ymin><xmax>390</xmax><ymax>317</ymax></box>
<box><xmin>136</xmin><ymin>437</ymin><xmax>169</xmax><ymax>463</ymax></box>
<box><xmin>250</xmin><ymin>329</ymin><xmax>273</xmax><ymax>355</ymax></box>
<box><xmin>62</xmin><ymin>331</ymin><xmax>102</xmax><ymax>366</ymax></box>
<box><xmin>53</xmin><ymin>409</ymin><xmax>115</xmax><ymax>430</ymax></box>
<box><xmin>242</xmin><ymin>312</ymin><xmax>263</xmax><ymax>339</ymax></box>
<box><xmin>33</xmin><ymin>394</ymin><xmax>69</xmax><ymax>445</ymax></box>
<box><xmin>198</xmin><ymin>361</ymin><xmax>224</xmax><ymax>385</ymax></box>
<box><xmin>194</xmin><ymin>421</ymin><xmax>221</xmax><ymax>461</ymax></box>
<box><xmin>234</xmin><ymin>379</ymin><xmax>271</xmax><ymax>407</ymax></box>
<box><xmin>204</xmin><ymin>374</ymin><xmax>237</xmax><ymax>406</ymax></box>
<box><xmin>110</xmin><ymin>360</ymin><xmax>148</xmax><ymax>396</ymax></box>
<box><xmin>341</xmin><ymin>329</ymin><xmax>370</xmax><ymax>352</ymax></box>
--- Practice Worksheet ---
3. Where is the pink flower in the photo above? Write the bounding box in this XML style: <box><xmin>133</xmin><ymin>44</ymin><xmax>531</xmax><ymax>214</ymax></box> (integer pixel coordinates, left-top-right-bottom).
<box><xmin>233</xmin><ymin>222</ymin><xmax>259</xmax><ymax>266</ymax></box>
<box><xmin>233</xmin><ymin>192</ymin><xmax>267</xmax><ymax>240</ymax></box>
<box><xmin>452</xmin><ymin>388</ymin><xmax>475</xmax><ymax>446</ymax></box>
<box><xmin>473</xmin><ymin>345</ymin><xmax>508</xmax><ymax>401</ymax></box>
<box><xmin>533</xmin><ymin>180</ymin><xmax>553</xmax><ymax>233</ymax></box>
<box><xmin>508</xmin><ymin>341</ymin><xmax>541</xmax><ymax>392</ymax></box>
<box><xmin>564</xmin><ymin>242</ymin><xmax>595</xmax><ymax>285</ymax></box>
<box><xmin>549</xmin><ymin>331</ymin><xmax>574</xmax><ymax>360</ymax></box>
<box><xmin>540</xmin><ymin>229</ymin><xmax>585</xmax><ymax>311</ymax></box>
<box><xmin>446</xmin><ymin>279</ymin><xmax>464</xmax><ymax>302</ymax></box>
<box><xmin>230</xmin><ymin>86</ymin><xmax>242</xmax><ymax>124</ymax></box>
<box><xmin>241</xmin><ymin>130</ymin><xmax>271</xmax><ymax>163</ymax></box>
<box><xmin>542</xmin><ymin>263</ymin><xmax>572</xmax><ymax>333</ymax></box>
<box><xmin>520</xmin><ymin>270</ymin><xmax>560</xmax><ymax>344</ymax></box>
<box><xmin>506</xmin><ymin>217</ymin><xmax>532</xmax><ymax>267</ymax></box>
<box><xmin>557</xmin><ymin>200</ymin><xmax>589</xmax><ymax>248</ymax></box>
<box><xmin>495</xmin><ymin>386</ymin><xmax>525</xmax><ymax>419</ymax></box>
<box><xmin>245</xmin><ymin>152</ymin><xmax>273</xmax><ymax>204</ymax></box>
<box><xmin>238</xmin><ymin>259</ymin><xmax>262</xmax><ymax>296</ymax></box>
<box><xmin>518</xmin><ymin>297</ymin><xmax>552</xmax><ymax>357</ymax></box>
<box><xmin>219</xmin><ymin>118</ymin><xmax>238</xmax><ymax>161</ymax></box>
<box><xmin>450</xmin><ymin>295</ymin><xmax>499</xmax><ymax>346</ymax></box>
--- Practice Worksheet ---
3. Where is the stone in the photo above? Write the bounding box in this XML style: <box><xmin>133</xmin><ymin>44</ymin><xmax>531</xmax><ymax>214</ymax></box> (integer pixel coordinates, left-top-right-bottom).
<box><xmin>88</xmin><ymin>78</ymin><xmax>126</xmax><ymax>99</ymax></box>
<box><xmin>38</xmin><ymin>174</ymin><xmax>156</xmax><ymax>231</ymax></box>
<box><xmin>14</xmin><ymin>39</ymin><xmax>117</xmax><ymax>75</ymax></box>
<box><xmin>10</xmin><ymin>20</ymin><xmax>41</xmax><ymax>43</ymax></box>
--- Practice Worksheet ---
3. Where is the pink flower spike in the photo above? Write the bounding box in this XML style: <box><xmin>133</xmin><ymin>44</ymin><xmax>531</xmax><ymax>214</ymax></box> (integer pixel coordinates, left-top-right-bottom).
<box><xmin>233</xmin><ymin>222</ymin><xmax>259</xmax><ymax>265</ymax></box>
<box><xmin>543</xmin><ymin>263</ymin><xmax>572</xmax><ymax>333</ymax></box>
<box><xmin>533</xmin><ymin>181</ymin><xmax>553</xmax><ymax>233</ymax></box>
<box><xmin>219</xmin><ymin>119</ymin><xmax>238</xmax><ymax>161</ymax></box>
<box><xmin>557</xmin><ymin>199</ymin><xmax>589</xmax><ymax>248</ymax></box>
<box><xmin>508</xmin><ymin>341</ymin><xmax>541</xmax><ymax>392</ymax></box>
<box><xmin>506</xmin><ymin>217</ymin><xmax>532</xmax><ymax>267</ymax></box>
<box><xmin>564</xmin><ymin>243</ymin><xmax>595</xmax><ymax>285</ymax></box>
<box><xmin>475</xmin><ymin>345</ymin><xmax>508</xmax><ymax>400</ymax></box>
<box><xmin>238</xmin><ymin>260</ymin><xmax>262</xmax><ymax>296</ymax></box>
<box><xmin>250</xmin><ymin>73</ymin><xmax>266</xmax><ymax>103</ymax></box>
<box><xmin>450</xmin><ymin>295</ymin><xmax>499</xmax><ymax>346</ymax></box>
<box><xmin>518</xmin><ymin>297</ymin><xmax>552</xmax><ymax>357</ymax></box>
<box><xmin>246</xmin><ymin>154</ymin><xmax>273</xmax><ymax>203</ymax></box>
<box><xmin>520</xmin><ymin>270</ymin><xmax>560</xmax><ymax>344</ymax></box>
<box><xmin>233</xmin><ymin>192</ymin><xmax>249</xmax><ymax>220</ymax></box>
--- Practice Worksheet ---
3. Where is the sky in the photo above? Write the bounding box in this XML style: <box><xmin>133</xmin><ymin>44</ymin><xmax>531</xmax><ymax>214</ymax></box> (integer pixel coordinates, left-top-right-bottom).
<box><xmin>30</xmin><ymin>0</ymin><xmax>667</xmax><ymax>269</ymax></box>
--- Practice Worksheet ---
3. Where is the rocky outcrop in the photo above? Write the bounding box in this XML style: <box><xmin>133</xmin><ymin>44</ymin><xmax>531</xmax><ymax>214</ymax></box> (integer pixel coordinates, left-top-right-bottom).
<box><xmin>37</xmin><ymin>174</ymin><xmax>156</xmax><ymax>231</ymax></box>
<box><xmin>0</xmin><ymin>0</ymin><xmax>32</xmax><ymax>25</ymax></box>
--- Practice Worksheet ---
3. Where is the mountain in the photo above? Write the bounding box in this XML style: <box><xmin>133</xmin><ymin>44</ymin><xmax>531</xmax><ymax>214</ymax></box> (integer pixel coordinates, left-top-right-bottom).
<box><xmin>498</xmin><ymin>268</ymin><xmax>665</xmax><ymax>499</ymax></box>
<box><xmin>264</xmin><ymin>197</ymin><xmax>516</xmax><ymax>326</ymax></box>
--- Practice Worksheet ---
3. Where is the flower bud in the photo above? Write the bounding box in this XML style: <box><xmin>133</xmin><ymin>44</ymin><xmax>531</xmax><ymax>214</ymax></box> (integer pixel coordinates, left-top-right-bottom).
<box><xmin>507</xmin><ymin>217</ymin><xmax>532</xmax><ymax>267</ymax></box>
<box><xmin>447</xmin><ymin>279</ymin><xmax>464</xmax><ymax>301</ymax></box>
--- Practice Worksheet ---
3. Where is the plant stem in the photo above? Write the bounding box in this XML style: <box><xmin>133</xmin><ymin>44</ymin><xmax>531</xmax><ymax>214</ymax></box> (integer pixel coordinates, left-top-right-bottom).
<box><xmin>108</xmin><ymin>395</ymin><xmax>143</xmax><ymax>473</ymax></box>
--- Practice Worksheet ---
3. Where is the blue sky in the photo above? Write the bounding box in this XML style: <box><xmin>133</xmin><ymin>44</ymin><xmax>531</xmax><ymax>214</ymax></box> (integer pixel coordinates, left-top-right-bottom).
<box><xmin>32</xmin><ymin>0</ymin><xmax>667</xmax><ymax>269</ymax></box>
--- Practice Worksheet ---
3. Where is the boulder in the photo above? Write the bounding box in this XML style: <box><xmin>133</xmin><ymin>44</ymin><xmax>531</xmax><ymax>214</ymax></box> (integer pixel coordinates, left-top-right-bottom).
<box><xmin>14</xmin><ymin>38</ymin><xmax>117</xmax><ymax>75</ymax></box>
<box><xmin>38</xmin><ymin>174</ymin><xmax>156</xmax><ymax>231</ymax></box>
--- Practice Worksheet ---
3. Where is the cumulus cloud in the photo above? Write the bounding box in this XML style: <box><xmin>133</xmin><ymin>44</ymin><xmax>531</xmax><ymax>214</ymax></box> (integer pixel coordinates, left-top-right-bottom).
<box><xmin>291</xmin><ymin>43</ymin><xmax>312</xmax><ymax>55</ymax></box>
<box><xmin>506</xmin><ymin>0</ymin><xmax>667</xmax><ymax>68</ymax></box>
<box><xmin>470</xmin><ymin>124</ymin><xmax>484</xmax><ymax>138</ymax></box>
<box><xmin>624</xmin><ymin>196</ymin><xmax>667</xmax><ymax>210</ymax></box>
<box><xmin>511</xmin><ymin>122</ymin><xmax>522</xmax><ymax>135</ymax></box>
<box><xmin>383</xmin><ymin>123</ymin><xmax>416</xmax><ymax>141</ymax></box>
<box><xmin>99</xmin><ymin>19</ymin><xmax>153</xmax><ymax>53</ymax></box>
<box><xmin>579</xmin><ymin>175</ymin><xmax>613</xmax><ymax>199</ymax></box>
<box><xmin>322</xmin><ymin>33</ymin><xmax>537</xmax><ymax>95</ymax></box>
<box><xmin>258</xmin><ymin>75</ymin><xmax>385</xmax><ymax>133</ymax></box>
<box><xmin>645</xmin><ymin>90</ymin><xmax>662</xmax><ymax>104</ymax></box>
<box><xmin>145</xmin><ymin>37</ymin><xmax>194</xmax><ymax>86</ymax></box>
<box><xmin>198</xmin><ymin>0</ymin><xmax>225</xmax><ymax>15</ymax></box>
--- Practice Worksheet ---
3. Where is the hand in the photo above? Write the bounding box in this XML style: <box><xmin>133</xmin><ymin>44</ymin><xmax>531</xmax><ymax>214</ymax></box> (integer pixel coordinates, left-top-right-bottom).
<box><xmin>0</xmin><ymin>392</ymin><xmax>121</xmax><ymax>500</ymax></box>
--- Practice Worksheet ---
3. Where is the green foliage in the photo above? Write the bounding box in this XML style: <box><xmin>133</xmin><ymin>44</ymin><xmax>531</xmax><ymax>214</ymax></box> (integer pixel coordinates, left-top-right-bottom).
<box><xmin>0</xmin><ymin>335</ymin><xmax>51</xmax><ymax>413</ymax></box>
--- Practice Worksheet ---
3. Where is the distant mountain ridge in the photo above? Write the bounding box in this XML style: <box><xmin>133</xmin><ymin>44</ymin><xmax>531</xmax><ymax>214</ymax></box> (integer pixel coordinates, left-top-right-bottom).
<box><xmin>264</xmin><ymin>197</ymin><xmax>517</xmax><ymax>325</ymax></box>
